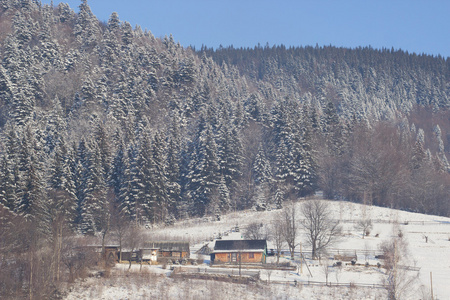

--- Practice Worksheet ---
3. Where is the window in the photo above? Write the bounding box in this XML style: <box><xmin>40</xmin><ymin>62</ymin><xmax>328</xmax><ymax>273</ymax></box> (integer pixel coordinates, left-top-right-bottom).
<box><xmin>231</xmin><ymin>253</ymin><xmax>237</xmax><ymax>262</ymax></box>
<box><xmin>249</xmin><ymin>253</ymin><xmax>254</xmax><ymax>259</ymax></box>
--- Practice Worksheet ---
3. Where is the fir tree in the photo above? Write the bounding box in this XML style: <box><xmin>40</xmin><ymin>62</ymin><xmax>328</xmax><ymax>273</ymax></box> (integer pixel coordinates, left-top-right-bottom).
<box><xmin>0</xmin><ymin>155</ymin><xmax>17</xmax><ymax>212</ymax></box>
<box><xmin>253</xmin><ymin>143</ymin><xmax>272</xmax><ymax>186</ymax></box>
<box><xmin>110</xmin><ymin>143</ymin><xmax>126</xmax><ymax>199</ymax></box>
<box><xmin>137</xmin><ymin>133</ymin><xmax>154</xmax><ymax>223</ymax></box>
<box><xmin>119</xmin><ymin>144</ymin><xmax>140</xmax><ymax>222</ymax></box>
<box><xmin>150</xmin><ymin>132</ymin><xmax>170</xmax><ymax>222</ymax></box>
<box><xmin>188</xmin><ymin>122</ymin><xmax>220</xmax><ymax>216</ymax></box>
<box><xmin>217</xmin><ymin>121</ymin><xmax>243</xmax><ymax>190</ymax></box>
<box><xmin>165</xmin><ymin>117</ymin><xmax>182</xmax><ymax>217</ymax></box>
<box><xmin>15</xmin><ymin>127</ymin><xmax>44</xmax><ymax>222</ymax></box>
<box><xmin>48</xmin><ymin>137</ymin><xmax>77</xmax><ymax>226</ymax></box>
<box><xmin>74</xmin><ymin>0</ymin><xmax>100</xmax><ymax>49</ymax></box>
<box><xmin>107</xmin><ymin>12</ymin><xmax>121</xmax><ymax>32</ymax></box>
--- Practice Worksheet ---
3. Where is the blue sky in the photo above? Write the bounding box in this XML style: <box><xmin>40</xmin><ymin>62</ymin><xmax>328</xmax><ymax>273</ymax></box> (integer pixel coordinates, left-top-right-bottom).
<box><xmin>41</xmin><ymin>0</ymin><xmax>450</xmax><ymax>58</ymax></box>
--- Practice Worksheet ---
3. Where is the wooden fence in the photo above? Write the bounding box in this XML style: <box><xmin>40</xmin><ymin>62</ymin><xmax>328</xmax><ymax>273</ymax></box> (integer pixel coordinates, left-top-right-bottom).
<box><xmin>270</xmin><ymin>279</ymin><xmax>387</xmax><ymax>290</ymax></box>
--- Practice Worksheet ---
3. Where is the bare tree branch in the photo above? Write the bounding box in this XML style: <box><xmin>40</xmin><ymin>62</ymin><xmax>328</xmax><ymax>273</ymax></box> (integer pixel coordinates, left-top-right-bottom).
<box><xmin>300</xmin><ymin>200</ymin><xmax>341</xmax><ymax>259</ymax></box>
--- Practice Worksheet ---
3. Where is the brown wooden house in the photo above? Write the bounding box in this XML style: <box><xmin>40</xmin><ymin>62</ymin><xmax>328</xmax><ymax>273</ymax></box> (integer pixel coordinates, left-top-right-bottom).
<box><xmin>210</xmin><ymin>240</ymin><xmax>267</xmax><ymax>265</ymax></box>
<box><xmin>142</xmin><ymin>241</ymin><xmax>190</xmax><ymax>261</ymax></box>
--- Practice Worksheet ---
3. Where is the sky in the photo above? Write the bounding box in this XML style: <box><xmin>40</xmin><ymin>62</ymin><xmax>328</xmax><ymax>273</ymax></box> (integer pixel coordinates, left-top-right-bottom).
<box><xmin>41</xmin><ymin>0</ymin><xmax>450</xmax><ymax>58</ymax></box>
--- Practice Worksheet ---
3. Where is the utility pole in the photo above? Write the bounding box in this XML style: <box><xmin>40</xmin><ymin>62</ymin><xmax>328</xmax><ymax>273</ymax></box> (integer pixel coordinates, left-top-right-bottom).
<box><xmin>430</xmin><ymin>272</ymin><xmax>434</xmax><ymax>300</ymax></box>
<box><xmin>239</xmin><ymin>251</ymin><xmax>242</xmax><ymax>277</ymax></box>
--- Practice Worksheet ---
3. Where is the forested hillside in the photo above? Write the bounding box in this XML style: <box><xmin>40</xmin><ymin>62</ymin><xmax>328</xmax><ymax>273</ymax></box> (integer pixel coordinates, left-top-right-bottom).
<box><xmin>202</xmin><ymin>44</ymin><xmax>450</xmax><ymax>119</ymax></box>
<box><xmin>0</xmin><ymin>0</ymin><xmax>449</xmax><ymax>235</ymax></box>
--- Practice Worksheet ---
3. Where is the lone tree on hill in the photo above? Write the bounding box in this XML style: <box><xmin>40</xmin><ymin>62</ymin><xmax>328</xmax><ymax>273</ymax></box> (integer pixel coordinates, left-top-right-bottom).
<box><xmin>300</xmin><ymin>200</ymin><xmax>341</xmax><ymax>259</ymax></box>
<box><xmin>356</xmin><ymin>218</ymin><xmax>373</xmax><ymax>239</ymax></box>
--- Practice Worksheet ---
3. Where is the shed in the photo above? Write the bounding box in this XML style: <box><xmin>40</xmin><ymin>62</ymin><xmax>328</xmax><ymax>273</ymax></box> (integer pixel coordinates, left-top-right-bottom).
<box><xmin>210</xmin><ymin>239</ymin><xmax>267</xmax><ymax>264</ymax></box>
<box><xmin>80</xmin><ymin>245</ymin><xmax>120</xmax><ymax>262</ymax></box>
<box><xmin>139</xmin><ymin>248</ymin><xmax>158</xmax><ymax>263</ymax></box>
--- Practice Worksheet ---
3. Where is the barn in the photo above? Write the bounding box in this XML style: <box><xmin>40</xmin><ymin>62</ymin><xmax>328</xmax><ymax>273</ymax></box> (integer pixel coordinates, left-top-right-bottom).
<box><xmin>210</xmin><ymin>240</ymin><xmax>267</xmax><ymax>265</ymax></box>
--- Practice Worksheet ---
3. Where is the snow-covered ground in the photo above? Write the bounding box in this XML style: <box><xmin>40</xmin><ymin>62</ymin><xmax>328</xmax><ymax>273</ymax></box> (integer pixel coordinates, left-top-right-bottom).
<box><xmin>64</xmin><ymin>200</ymin><xmax>450</xmax><ymax>299</ymax></box>
<box><xmin>64</xmin><ymin>266</ymin><xmax>386</xmax><ymax>300</ymax></box>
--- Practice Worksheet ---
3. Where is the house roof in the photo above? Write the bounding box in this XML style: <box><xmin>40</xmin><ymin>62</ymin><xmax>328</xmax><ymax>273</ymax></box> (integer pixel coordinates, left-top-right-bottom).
<box><xmin>213</xmin><ymin>240</ymin><xmax>267</xmax><ymax>252</ymax></box>
<box><xmin>212</xmin><ymin>249</ymin><xmax>265</xmax><ymax>253</ymax></box>
<box><xmin>143</xmin><ymin>241</ymin><xmax>190</xmax><ymax>252</ymax></box>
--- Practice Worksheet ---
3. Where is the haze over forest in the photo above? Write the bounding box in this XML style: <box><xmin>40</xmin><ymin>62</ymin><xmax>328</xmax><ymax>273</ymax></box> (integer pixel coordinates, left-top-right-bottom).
<box><xmin>0</xmin><ymin>1</ymin><xmax>449</xmax><ymax>297</ymax></box>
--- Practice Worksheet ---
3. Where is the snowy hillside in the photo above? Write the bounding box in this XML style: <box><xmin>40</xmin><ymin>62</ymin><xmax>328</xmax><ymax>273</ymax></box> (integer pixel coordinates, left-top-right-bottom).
<box><xmin>64</xmin><ymin>200</ymin><xmax>450</xmax><ymax>300</ymax></box>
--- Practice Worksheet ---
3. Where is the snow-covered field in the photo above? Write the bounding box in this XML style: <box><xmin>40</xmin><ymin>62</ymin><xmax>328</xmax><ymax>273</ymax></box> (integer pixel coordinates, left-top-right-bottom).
<box><xmin>64</xmin><ymin>200</ymin><xmax>450</xmax><ymax>300</ymax></box>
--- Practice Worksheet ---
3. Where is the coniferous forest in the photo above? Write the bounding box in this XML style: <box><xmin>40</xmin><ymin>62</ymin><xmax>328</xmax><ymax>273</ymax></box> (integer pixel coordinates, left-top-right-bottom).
<box><xmin>0</xmin><ymin>0</ymin><xmax>449</xmax><ymax>297</ymax></box>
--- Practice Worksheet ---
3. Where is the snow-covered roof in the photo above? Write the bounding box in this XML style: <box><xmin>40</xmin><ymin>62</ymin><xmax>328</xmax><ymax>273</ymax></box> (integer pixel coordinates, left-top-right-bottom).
<box><xmin>143</xmin><ymin>241</ymin><xmax>190</xmax><ymax>252</ymax></box>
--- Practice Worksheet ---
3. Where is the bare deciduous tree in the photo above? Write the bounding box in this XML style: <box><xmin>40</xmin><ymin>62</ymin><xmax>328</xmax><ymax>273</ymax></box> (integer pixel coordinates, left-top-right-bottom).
<box><xmin>111</xmin><ymin>203</ymin><xmax>128</xmax><ymax>262</ymax></box>
<box><xmin>380</xmin><ymin>231</ymin><xmax>420</xmax><ymax>300</ymax></box>
<box><xmin>271</xmin><ymin>213</ymin><xmax>285</xmax><ymax>264</ymax></box>
<box><xmin>243</xmin><ymin>221</ymin><xmax>265</xmax><ymax>240</ymax></box>
<box><xmin>356</xmin><ymin>194</ymin><xmax>373</xmax><ymax>239</ymax></box>
<box><xmin>281</xmin><ymin>203</ymin><xmax>298</xmax><ymax>260</ymax></box>
<box><xmin>300</xmin><ymin>200</ymin><xmax>341</xmax><ymax>259</ymax></box>
<box><xmin>321</xmin><ymin>257</ymin><xmax>332</xmax><ymax>286</ymax></box>
<box><xmin>61</xmin><ymin>235</ymin><xmax>96</xmax><ymax>283</ymax></box>
<box><xmin>123</xmin><ymin>225</ymin><xmax>144</xmax><ymax>270</ymax></box>
<box><xmin>265</xmin><ymin>269</ymin><xmax>273</xmax><ymax>284</ymax></box>
<box><xmin>356</xmin><ymin>218</ymin><xmax>373</xmax><ymax>239</ymax></box>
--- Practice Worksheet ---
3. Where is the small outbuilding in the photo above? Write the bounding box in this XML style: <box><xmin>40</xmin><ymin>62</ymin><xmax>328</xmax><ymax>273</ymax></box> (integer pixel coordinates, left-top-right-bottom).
<box><xmin>139</xmin><ymin>248</ymin><xmax>158</xmax><ymax>263</ymax></box>
<box><xmin>80</xmin><ymin>245</ymin><xmax>120</xmax><ymax>263</ymax></box>
<box><xmin>210</xmin><ymin>239</ymin><xmax>267</xmax><ymax>265</ymax></box>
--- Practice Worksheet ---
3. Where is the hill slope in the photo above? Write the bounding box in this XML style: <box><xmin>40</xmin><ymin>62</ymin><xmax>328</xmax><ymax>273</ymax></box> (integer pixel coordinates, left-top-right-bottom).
<box><xmin>65</xmin><ymin>200</ymin><xmax>450</xmax><ymax>299</ymax></box>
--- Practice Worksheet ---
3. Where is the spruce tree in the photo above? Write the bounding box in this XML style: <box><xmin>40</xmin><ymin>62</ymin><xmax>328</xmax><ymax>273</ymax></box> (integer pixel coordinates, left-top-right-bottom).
<box><xmin>137</xmin><ymin>133</ymin><xmax>154</xmax><ymax>223</ymax></box>
<box><xmin>48</xmin><ymin>137</ymin><xmax>77</xmax><ymax>226</ymax></box>
<box><xmin>252</xmin><ymin>143</ymin><xmax>273</xmax><ymax>209</ymax></box>
<box><xmin>119</xmin><ymin>144</ymin><xmax>140</xmax><ymax>222</ymax></box>
<box><xmin>165</xmin><ymin>117</ymin><xmax>182</xmax><ymax>217</ymax></box>
<box><xmin>15</xmin><ymin>127</ymin><xmax>44</xmax><ymax>223</ymax></box>
<box><xmin>74</xmin><ymin>0</ymin><xmax>100</xmax><ymax>48</ymax></box>
<box><xmin>150</xmin><ymin>132</ymin><xmax>170</xmax><ymax>222</ymax></box>
<box><xmin>188</xmin><ymin>122</ymin><xmax>220</xmax><ymax>216</ymax></box>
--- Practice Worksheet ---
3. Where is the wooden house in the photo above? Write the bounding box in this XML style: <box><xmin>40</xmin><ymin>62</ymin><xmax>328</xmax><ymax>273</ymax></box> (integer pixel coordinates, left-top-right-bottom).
<box><xmin>142</xmin><ymin>241</ymin><xmax>190</xmax><ymax>261</ymax></box>
<box><xmin>210</xmin><ymin>240</ymin><xmax>267</xmax><ymax>265</ymax></box>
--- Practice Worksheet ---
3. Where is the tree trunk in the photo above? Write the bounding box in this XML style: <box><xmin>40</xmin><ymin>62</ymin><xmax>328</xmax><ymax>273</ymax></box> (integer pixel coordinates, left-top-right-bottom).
<box><xmin>69</xmin><ymin>266</ymin><xmax>74</xmax><ymax>283</ymax></box>
<box><xmin>102</xmin><ymin>230</ymin><xmax>107</xmax><ymax>267</ymax></box>
<box><xmin>56</xmin><ymin>222</ymin><xmax>63</xmax><ymax>282</ymax></box>
<box><xmin>29</xmin><ymin>250</ymin><xmax>33</xmax><ymax>300</ymax></box>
